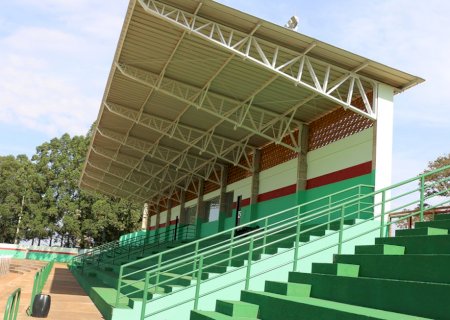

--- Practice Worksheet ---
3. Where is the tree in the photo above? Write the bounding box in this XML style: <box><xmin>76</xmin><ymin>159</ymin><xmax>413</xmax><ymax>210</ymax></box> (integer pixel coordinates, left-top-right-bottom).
<box><xmin>423</xmin><ymin>153</ymin><xmax>450</xmax><ymax>198</ymax></box>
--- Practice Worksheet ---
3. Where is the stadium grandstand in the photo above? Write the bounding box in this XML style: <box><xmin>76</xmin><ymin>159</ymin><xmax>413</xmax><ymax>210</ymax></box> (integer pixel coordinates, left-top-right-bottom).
<box><xmin>65</xmin><ymin>0</ymin><xmax>450</xmax><ymax>319</ymax></box>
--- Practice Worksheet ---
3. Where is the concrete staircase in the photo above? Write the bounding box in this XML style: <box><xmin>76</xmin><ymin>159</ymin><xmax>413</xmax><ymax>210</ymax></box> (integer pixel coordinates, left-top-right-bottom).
<box><xmin>191</xmin><ymin>213</ymin><xmax>450</xmax><ymax>319</ymax></box>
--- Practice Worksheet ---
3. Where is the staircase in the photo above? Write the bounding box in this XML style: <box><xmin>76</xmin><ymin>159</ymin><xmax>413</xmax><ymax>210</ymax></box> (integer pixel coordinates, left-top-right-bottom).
<box><xmin>191</xmin><ymin>213</ymin><xmax>450</xmax><ymax>319</ymax></box>
<box><xmin>70</xmin><ymin>165</ymin><xmax>449</xmax><ymax>320</ymax></box>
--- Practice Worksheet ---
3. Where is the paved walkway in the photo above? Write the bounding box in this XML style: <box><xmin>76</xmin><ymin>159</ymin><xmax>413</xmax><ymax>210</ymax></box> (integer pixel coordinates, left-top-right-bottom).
<box><xmin>0</xmin><ymin>262</ymin><xmax>104</xmax><ymax>320</ymax></box>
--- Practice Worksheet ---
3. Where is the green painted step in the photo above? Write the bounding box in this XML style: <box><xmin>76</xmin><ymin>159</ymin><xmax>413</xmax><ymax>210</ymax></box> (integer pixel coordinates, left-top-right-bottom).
<box><xmin>375</xmin><ymin>234</ymin><xmax>450</xmax><ymax>254</ymax></box>
<box><xmin>335</xmin><ymin>254</ymin><xmax>450</xmax><ymax>284</ymax></box>
<box><xmin>190</xmin><ymin>310</ymin><xmax>258</xmax><ymax>320</ymax></box>
<box><xmin>287</xmin><ymin>272</ymin><xmax>450</xmax><ymax>319</ymax></box>
<box><xmin>264</xmin><ymin>281</ymin><xmax>311</xmax><ymax>297</ymax></box>
<box><xmin>240</xmin><ymin>290</ymin><xmax>430</xmax><ymax>320</ymax></box>
<box><xmin>415</xmin><ymin>219</ymin><xmax>450</xmax><ymax>230</ymax></box>
<box><xmin>434</xmin><ymin>213</ymin><xmax>450</xmax><ymax>221</ymax></box>
<box><xmin>354</xmin><ymin>244</ymin><xmax>405</xmax><ymax>255</ymax></box>
<box><xmin>395</xmin><ymin>227</ymin><xmax>447</xmax><ymax>237</ymax></box>
<box><xmin>311</xmin><ymin>263</ymin><xmax>359</xmax><ymax>277</ymax></box>
<box><xmin>216</xmin><ymin>300</ymin><xmax>259</xmax><ymax>317</ymax></box>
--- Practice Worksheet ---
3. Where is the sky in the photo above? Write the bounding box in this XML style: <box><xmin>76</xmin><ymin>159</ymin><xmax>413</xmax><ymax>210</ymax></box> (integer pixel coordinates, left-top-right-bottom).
<box><xmin>0</xmin><ymin>0</ymin><xmax>449</xmax><ymax>185</ymax></box>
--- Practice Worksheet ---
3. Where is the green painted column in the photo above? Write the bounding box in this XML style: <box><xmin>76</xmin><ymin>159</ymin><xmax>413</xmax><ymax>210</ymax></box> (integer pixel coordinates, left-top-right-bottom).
<box><xmin>218</xmin><ymin>166</ymin><xmax>228</xmax><ymax>232</ymax></box>
<box><xmin>250</xmin><ymin>149</ymin><xmax>261</xmax><ymax>223</ymax></box>
<box><xmin>195</xmin><ymin>179</ymin><xmax>205</xmax><ymax>238</ymax></box>
<box><xmin>166</xmin><ymin>199</ymin><xmax>173</xmax><ymax>241</ymax></box>
<box><xmin>296</xmin><ymin>124</ymin><xmax>309</xmax><ymax>203</ymax></box>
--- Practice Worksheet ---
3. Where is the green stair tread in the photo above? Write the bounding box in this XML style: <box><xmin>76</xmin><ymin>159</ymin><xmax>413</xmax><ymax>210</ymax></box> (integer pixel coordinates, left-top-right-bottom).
<box><xmin>216</xmin><ymin>300</ymin><xmax>259</xmax><ymax>317</ymax></box>
<box><xmin>396</xmin><ymin>227</ymin><xmax>447</xmax><ymax>237</ymax></box>
<box><xmin>375</xmin><ymin>234</ymin><xmax>450</xmax><ymax>254</ymax></box>
<box><xmin>242</xmin><ymin>291</ymin><xmax>431</xmax><ymax>320</ymax></box>
<box><xmin>312</xmin><ymin>263</ymin><xmax>359</xmax><ymax>277</ymax></box>
<box><xmin>264</xmin><ymin>281</ymin><xmax>311</xmax><ymax>297</ymax></box>
<box><xmin>190</xmin><ymin>310</ymin><xmax>258</xmax><ymax>320</ymax></box>
<box><xmin>355</xmin><ymin>244</ymin><xmax>405</xmax><ymax>255</ymax></box>
<box><xmin>91</xmin><ymin>286</ymin><xmax>130</xmax><ymax>308</ymax></box>
<box><xmin>434</xmin><ymin>214</ymin><xmax>450</xmax><ymax>221</ymax></box>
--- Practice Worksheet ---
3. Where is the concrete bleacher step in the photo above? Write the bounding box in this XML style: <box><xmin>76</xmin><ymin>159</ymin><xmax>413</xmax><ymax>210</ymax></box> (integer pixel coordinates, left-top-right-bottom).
<box><xmin>395</xmin><ymin>227</ymin><xmax>447</xmax><ymax>237</ymax></box>
<box><xmin>311</xmin><ymin>263</ymin><xmax>359</xmax><ymax>277</ymax></box>
<box><xmin>264</xmin><ymin>281</ymin><xmax>311</xmax><ymax>297</ymax></box>
<box><xmin>240</xmin><ymin>290</ymin><xmax>430</xmax><ymax>320</ymax></box>
<box><xmin>375</xmin><ymin>234</ymin><xmax>450</xmax><ymax>254</ymax></box>
<box><xmin>433</xmin><ymin>213</ymin><xmax>450</xmax><ymax>221</ymax></box>
<box><xmin>354</xmin><ymin>244</ymin><xmax>405</xmax><ymax>255</ymax></box>
<box><xmin>415</xmin><ymin>218</ymin><xmax>450</xmax><ymax>230</ymax></box>
<box><xmin>190</xmin><ymin>310</ymin><xmax>259</xmax><ymax>320</ymax></box>
<box><xmin>215</xmin><ymin>300</ymin><xmax>259</xmax><ymax>318</ymax></box>
<box><xmin>287</xmin><ymin>272</ymin><xmax>450</xmax><ymax>319</ymax></box>
<box><xmin>335</xmin><ymin>254</ymin><xmax>450</xmax><ymax>284</ymax></box>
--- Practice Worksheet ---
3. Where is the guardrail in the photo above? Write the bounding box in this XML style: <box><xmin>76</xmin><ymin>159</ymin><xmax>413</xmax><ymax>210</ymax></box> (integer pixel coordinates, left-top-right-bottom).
<box><xmin>117</xmin><ymin>165</ymin><xmax>449</xmax><ymax>320</ymax></box>
<box><xmin>28</xmin><ymin>260</ymin><xmax>54</xmax><ymax>316</ymax></box>
<box><xmin>114</xmin><ymin>184</ymin><xmax>373</xmax><ymax>308</ymax></box>
<box><xmin>3</xmin><ymin>288</ymin><xmax>21</xmax><ymax>320</ymax></box>
<box><xmin>71</xmin><ymin>224</ymin><xmax>196</xmax><ymax>273</ymax></box>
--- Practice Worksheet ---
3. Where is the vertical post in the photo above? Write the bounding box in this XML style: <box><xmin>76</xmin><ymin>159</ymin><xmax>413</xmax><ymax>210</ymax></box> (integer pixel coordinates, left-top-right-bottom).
<box><xmin>195</xmin><ymin>179</ymin><xmax>205</xmax><ymax>238</ymax></box>
<box><xmin>296</xmin><ymin>124</ymin><xmax>309</xmax><ymax>203</ymax></box>
<box><xmin>166</xmin><ymin>199</ymin><xmax>173</xmax><ymax>242</ymax></box>
<box><xmin>174</xmin><ymin>216</ymin><xmax>179</xmax><ymax>241</ymax></box>
<box><xmin>155</xmin><ymin>254</ymin><xmax>162</xmax><ymax>286</ymax></box>
<box><xmin>193</xmin><ymin>255</ymin><xmax>204</xmax><ymax>310</ymax></box>
<box><xmin>179</xmin><ymin>189</ymin><xmax>186</xmax><ymax>224</ymax></box>
<box><xmin>380</xmin><ymin>190</ymin><xmax>386</xmax><ymax>238</ymax></box>
<box><xmin>115</xmin><ymin>266</ymin><xmax>124</xmax><ymax>307</ymax></box>
<box><xmin>293</xmin><ymin>206</ymin><xmax>301</xmax><ymax>272</ymax></box>
<box><xmin>250</xmin><ymin>149</ymin><xmax>261</xmax><ymax>223</ymax></box>
<box><xmin>218</xmin><ymin>166</ymin><xmax>229</xmax><ymax>232</ymax></box>
<box><xmin>338</xmin><ymin>206</ymin><xmax>345</xmax><ymax>255</ymax></box>
<box><xmin>228</xmin><ymin>231</ymin><xmax>235</xmax><ymax>267</ymax></box>
<box><xmin>14</xmin><ymin>195</ymin><xmax>25</xmax><ymax>244</ymax></box>
<box><xmin>141</xmin><ymin>202</ymin><xmax>149</xmax><ymax>231</ymax></box>
<box><xmin>262</xmin><ymin>218</ymin><xmax>268</xmax><ymax>254</ymax></box>
<box><xmin>419</xmin><ymin>175</ymin><xmax>425</xmax><ymax>222</ymax></box>
<box><xmin>140</xmin><ymin>271</ymin><xmax>150</xmax><ymax>320</ymax></box>
<box><xmin>245</xmin><ymin>237</ymin><xmax>254</xmax><ymax>290</ymax></box>
<box><xmin>155</xmin><ymin>205</ymin><xmax>161</xmax><ymax>243</ymax></box>
<box><xmin>192</xmin><ymin>242</ymin><xmax>199</xmax><ymax>278</ymax></box>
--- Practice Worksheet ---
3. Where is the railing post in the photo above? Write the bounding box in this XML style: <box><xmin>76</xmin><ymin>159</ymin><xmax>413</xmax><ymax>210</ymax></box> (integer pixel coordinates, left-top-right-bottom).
<box><xmin>420</xmin><ymin>175</ymin><xmax>425</xmax><ymax>222</ymax></box>
<box><xmin>155</xmin><ymin>254</ymin><xmax>162</xmax><ymax>286</ymax></box>
<box><xmin>262</xmin><ymin>218</ymin><xmax>268</xmax><ymax>255</ymax></box>
<box><xmin>115</xmin><ymin>266</ymin><xmax>124</xmax><ymax>307</ymax></box>
<box><xmin>193</xmin><ymin>255</ymin><xmax>204</xmax><ymax>310</ymax></box>
<box><xmin>338</xmin><ymin>205</ymin><xmax>345</xmax><ymax>255</ymax></box>
<box><xmin>380</xmin><ymin>190</ymin><xmax>386</xmax><ymax>238</ymax></box>
<box><xmin>140</xmin><ymin>271</ymin><xmax>150</xmax><ymax>320</ymax></box>
<box><xmin>293</xmin><ymin>206</ymin><xmax>301</xmax><ymax>272</ymax></box>
<box><xmin>327</xmin><ymin>196</ymin><xmax>332</xmax><ymax>230</ymax></box>
<box><xmin>192</xmin><ymin>242</ymin><xmax>199</xmax><ymax>277</ymax></box>
<box><xmin>228</xmin><ymin>231</ymin><xmax>234</xmax><ymax>267</ymax></box>
<box><xmin>245</xmin><ymin>237</ymin><xmax>254</xmax><ymax>290</ymax></box>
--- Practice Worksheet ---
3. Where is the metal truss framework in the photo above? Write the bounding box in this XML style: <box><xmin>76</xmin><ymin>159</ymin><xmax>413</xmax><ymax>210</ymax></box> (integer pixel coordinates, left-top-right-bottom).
<box><xmin>105</xmin><ymin>102</ymin><xmax>255</xmax><ymax>171</ymax></box>
<box><xmin>117</xmin><ymin>63</ymin><xmax>302</xmax><ymax>153</ymax></box>
<box><xmin>91</xmin><ymin>145</ymin><xmax>198</xmax><ymax>198</ymax></box>
<box><xmin>137</xmin><ymin>0</ymin><xmax>378</xmax><ymax>121</ymax></box>
<box><xmin>96</xmin><ymin>127</ymin><xmax>222</xmax><ymax>194</ymax></box>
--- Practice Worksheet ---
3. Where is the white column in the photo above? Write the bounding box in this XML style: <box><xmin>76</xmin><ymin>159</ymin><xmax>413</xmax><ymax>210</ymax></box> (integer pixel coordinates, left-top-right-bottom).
<box><xmin>373</xmin><ymin>83</ymin><xmax>394</xmax><ymax>214</ymax></box>
<box><xmin>141</xmin><ymin>202</ymin><xmax>149</xmax><ymax>230</ymax></box>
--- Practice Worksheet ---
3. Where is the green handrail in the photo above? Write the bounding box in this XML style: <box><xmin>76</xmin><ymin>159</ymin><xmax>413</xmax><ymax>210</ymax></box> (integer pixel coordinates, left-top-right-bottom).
<box><xmin>28</xmin><ymin>260</ymin><xmax>54</xmax><ymax>316</ymax></box>
<box><xmin>115</xmin><ymin>183</ymin><xmax>371</xmax><ymax>306</ymax></box>
<box><xmin>3</xmin><ymin>288</ymin><xmax>21</xmax><ymax>320</ymax></box>
<box><xmin>71</xmin><ymin>224</ymin><xmax>195</xmax><ymax>272</ymax></box>
<box><xmin>135</xmin><ymin>165</ymin><xmax>449</xmax><ymax>319</ymax></box>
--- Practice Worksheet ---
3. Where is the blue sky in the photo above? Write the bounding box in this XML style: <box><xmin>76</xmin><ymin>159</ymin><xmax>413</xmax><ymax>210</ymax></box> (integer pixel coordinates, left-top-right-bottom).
<box><xmin>0</xmin><ymin>0</ymin><xmax>449</xmax><ymax>184</ymax></box>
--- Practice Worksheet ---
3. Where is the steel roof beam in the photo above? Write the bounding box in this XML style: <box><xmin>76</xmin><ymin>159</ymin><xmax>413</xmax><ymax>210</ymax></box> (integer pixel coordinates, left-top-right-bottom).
<box><xmin>137</xmin><ymin>0</ymin><xmax>377</xmax><ymax>120</ymax></box>
<box><xmin>117</xmin><ymin>63</ymin><xmax>301</xmax><ymax>152</ymax></box>
<box><xmin>91</xmin><ymin>145</ymin><xmax>198</xmax><ymax>197</ymax></box>
<box><xmin>105</xmin><ymin>102</ymin><xmax>254</xmax><ymax>171</ymax></box>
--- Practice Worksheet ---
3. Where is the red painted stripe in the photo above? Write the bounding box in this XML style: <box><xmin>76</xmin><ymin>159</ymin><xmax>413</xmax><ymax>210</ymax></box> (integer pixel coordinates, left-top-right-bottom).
<box><xmin>169</xmin><ymin>219</ymin><xmax>178</xmax><ymax>225</ymax></box>
<box><xmin>257</xmin><ymin>184</ymin><xmax>297</xmax><ymax>203</ymax></box>
<box><xmin>306</xmin><ymin>161</ymin><xmax>372</xmax><ymax>190</ymax></box>
<box><xmin>148</xmin><ymin>226</ymin><xmax>156</xmax><ymax>231</ymax></box>
<box><xmin>0</xmin><ymin>247</ymin><xmax>27</xmax><ymax>252</ymax></box>
<box><xmin>158</xmin><ymin>223</ymin><xmax>167</xmax><ymax>228</ymax></box>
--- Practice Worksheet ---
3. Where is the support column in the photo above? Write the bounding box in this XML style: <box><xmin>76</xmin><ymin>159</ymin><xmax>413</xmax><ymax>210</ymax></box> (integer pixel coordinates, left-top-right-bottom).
<box><xmin>195</xmin><ymin>179</ymin><xmax>205</xmax><ymax>237</ymax></box>
<box><xmin>250</xmin><ymin>149</ymin><xmax>261</xmax><ymax>223</ymax></box>
<box><xmin>179</xmin><ymin>189</ymin><xmax>187</xmax><ymax>224</ymax></box>
<box><xmin>166</xmin><ymin>199</ymin><xmax>173</xmax><ymax>241</ymax></box>
<box><xmin>296</xmin><ymin>124</ymin><xmax>309</xmax><ymax>203</ymax></box>
<box><xmin>218</xmin><ymin>166</ymin><xmax>228</xmax><ymax>232</ymax></box>
<box><xmin>155</xmin><ymin>205</ymin><xmax>161</xmax><ymax>240</ymax></box>
<box><xmin>141</xmin><ymin>202</ymin><xmax>149</xmax><ymax>230</ymax></box>
<box><xmin>373</xmin><ymin>83</ymin><xmax>395</xmax><ymax>216</ymax></box>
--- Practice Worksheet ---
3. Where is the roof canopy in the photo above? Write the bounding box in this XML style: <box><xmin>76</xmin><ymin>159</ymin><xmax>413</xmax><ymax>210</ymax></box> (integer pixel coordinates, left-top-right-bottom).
<box><xmin>79</xmin><ymin>0</ymin><xmax>423</xmax><ymax>204</ymax></box>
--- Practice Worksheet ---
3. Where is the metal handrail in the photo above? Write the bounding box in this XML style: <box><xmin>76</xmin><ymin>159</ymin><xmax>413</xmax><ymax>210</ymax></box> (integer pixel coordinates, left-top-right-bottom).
<box><xmin>71</xmin><ymin>224</ymin><xmax>195</xmax><ymax>272</ymax></box>
<box><xmin>117</xmin><ymin>164</ymin><xmax>450</xmax><ymax>319</ymax></box>
<box><xmin>115</xmin><ymin>183</ymin><xmax>372</xmax><ymax>305</ymax></box>
<box><xmin>3</xmin><ymin>288</ymin><xmax>21</xmax><ymax>320</ymax></box>
<box><xmin>28</xmin><ymin>260</ymin><xmax>54</xmax><ymax>316</ymax></box>
<box><xmin>135</xmin><ymin>165</ymin><xmax>449</xmax><ymax>319</ymax></box>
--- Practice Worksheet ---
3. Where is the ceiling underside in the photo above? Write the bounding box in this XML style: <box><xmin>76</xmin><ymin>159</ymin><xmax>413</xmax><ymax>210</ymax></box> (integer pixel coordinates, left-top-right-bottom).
<box><xmin>79</xmin><ymin>0</ymin><xmax>424</xmax><ymax>205</ymax></box>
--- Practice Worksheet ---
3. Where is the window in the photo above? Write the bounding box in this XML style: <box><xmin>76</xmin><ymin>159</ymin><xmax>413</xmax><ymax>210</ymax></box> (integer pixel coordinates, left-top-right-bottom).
<box><xmin>205</xmin><ymin>196</ymin><xmax>220</xmax><ymax>222</ymax></box>
<box><xmin>183</xmin><ymin>205</ymin><xmax>197</xmax><ymax>225</ymax></box>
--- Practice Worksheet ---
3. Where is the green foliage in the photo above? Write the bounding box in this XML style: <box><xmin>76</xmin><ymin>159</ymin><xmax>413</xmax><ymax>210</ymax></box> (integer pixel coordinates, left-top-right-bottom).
<box><xmin>0</xmin><ymin>131</ymin><xmax>142</xmax><ymax>247</ymax></box>
<box><xmin>423</xmin><ymin>153</ymin><xmax>450</xmax><ymax>198</ymax></box>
